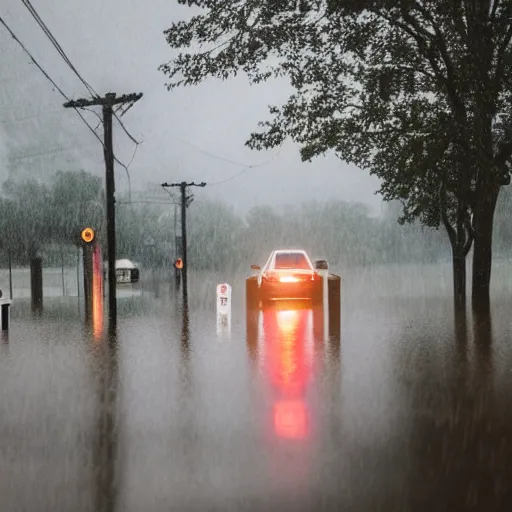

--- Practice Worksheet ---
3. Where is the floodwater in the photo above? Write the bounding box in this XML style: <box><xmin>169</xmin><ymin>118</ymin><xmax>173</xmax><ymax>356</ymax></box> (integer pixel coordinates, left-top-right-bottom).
<box><xmin>1</xmin><ymin>263</ymin><xmax>512</xmax><ymax>511</ymax></box>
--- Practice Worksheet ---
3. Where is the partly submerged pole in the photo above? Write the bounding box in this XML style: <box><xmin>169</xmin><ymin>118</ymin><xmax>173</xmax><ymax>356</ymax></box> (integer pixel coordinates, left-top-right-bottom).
<box><xmin>8</xmin><ymin>249</ymin><xmax>13</xmax><ymax>299</ymax></box>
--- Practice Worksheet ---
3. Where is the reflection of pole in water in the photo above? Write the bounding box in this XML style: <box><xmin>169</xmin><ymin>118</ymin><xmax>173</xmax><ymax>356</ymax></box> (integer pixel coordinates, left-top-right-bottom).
<box><xmin>472</xmin><ymin>308</ymin><xmax>494</xmax><ymax>379</ymax></box>
<box><xmin>92</xmin><ymin>245</ymin><xmax>104</xmax><ymax>341</ymax></box>
<box><xmin>93</xmin><ymin>333</ymin><xmax>119</xmax><ymax>512</ymax></box>
<box><xmin>180</xmin><ymin>299</ymin><xmax>190</xmax><ymax>357</ymax></box>
<box><xmin>61</xmin><ymin>244</ymin><xmax>65</xmax><ymax>296</ymax></box>
<box><xmin>246</xmin><ymin>308</ymin><xmax>261</xmax><ymax>364</ymax></box>
<box><xmin>454</xmin><ymin>304</ymin><xmax>468</xmax><ymax>360</ymax></box>
<box><xmin>8</xmin><ymin>249</ymin><xmax>13</xmax><ymax>299</ymax></box>
<box><xmin>77</xmin><ymin>245</ymin><xmax>80</xmax><ymax>298</ymax></box>
<box><xmin>453</xmin><ymin>304</ymin><xmax>469</xmax><ymax>392</ymax></box>
<box><xmin>84</xmin><ymin>243</ymin><xmax>105</xmax><ymax>341</ymax></box>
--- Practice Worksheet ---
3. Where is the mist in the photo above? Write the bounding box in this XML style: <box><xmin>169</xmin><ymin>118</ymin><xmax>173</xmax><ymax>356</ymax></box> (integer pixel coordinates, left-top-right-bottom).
<box><xmin>0</xmin><ymin>0</ymin><xmax>382</xmax><ymax>217</ymax></box>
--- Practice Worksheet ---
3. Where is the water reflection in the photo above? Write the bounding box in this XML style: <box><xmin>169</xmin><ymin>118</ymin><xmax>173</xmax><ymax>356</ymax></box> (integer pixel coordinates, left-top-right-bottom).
<box><xmin>89</xmin><ymin>330</ymin><xmax>119</xmax><ymax>512</ymax></box>
<box><xmin>388</xmin><ymin>302</ymin><xmax>509</xmax><ymax>510</ymax></box>
<box><xmin>0</xmin><ymin>330</ymin><xmax>8</xmax><ymax>354</ymax></box>
<box><xmin>92</xmin><ymin>245</ymin><xmax>104</xmax><ymax>341</ymax></box>
<box><xmin>246</xmin><ymin>300</ymin><xmax>341</xmax><ymax>497</ymax></box>
<box><xmin>180</xmin><ymin>299</ymin><xmax>191</xmax><ymax>358</ymax></box>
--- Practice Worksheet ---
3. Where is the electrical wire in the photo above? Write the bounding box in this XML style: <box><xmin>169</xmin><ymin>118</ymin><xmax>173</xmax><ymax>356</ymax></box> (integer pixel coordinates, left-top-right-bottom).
<box><xmin>14</xmin><ymin>1</ymin><xmax>274</xmax><ymax>194</ymax></box>
<box><xmin>8</xmin><ymin>143</ymin><xmax>100</xmax><ymax>161</ymax></box>
<box><xmin>173</xmin><ymin>135</ymin><xmax>260</xmax><ymax>167</ymax></box>
<box><xmin>19</xmin><ymin>0</ymin><xmax>274</xmax><ymax>191</ymax></box>
<box><xmin>19</xmin><ymin>0</ymin><xmax>142</xmax><ymax>177</ymax></box>
<box><xmin>0</xmin><ymin>15</ymin><xmax>134</xmax><ymax>181</ymax></box>
<box><xmin>117</xmin><ymin>200</ymin><xmax>178</xmax><ymax>206</ymax></box>
<box><xmin>0</xmin><ymin>16</ymin><xmax>103</xmax><ymax>144</ymax></box>
<box><xmin>163</xmin><ymin>136</ymin><xmax>281</xmax><ymax>186</ymax></box>
<box><xmin>207</xmin><ymin>149</ymin><xmax>281</xmax><ymax>186</ymax></box>
<box><xmin>161</xmin><ymin>186</ymin><xmax>179</xmax><ymax>203</ymax></box>
<box><xmin>20</xmin><ymin>0</ymin><xmax>96</xmax><ymax>97</ymax></box>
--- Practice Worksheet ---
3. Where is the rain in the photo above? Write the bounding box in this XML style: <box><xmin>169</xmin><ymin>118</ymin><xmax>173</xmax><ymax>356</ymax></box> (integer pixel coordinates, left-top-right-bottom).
<box><xmin>1</xmin><ymin>1</ymin><xmax>512</xmax><ymax>511</ymax></box>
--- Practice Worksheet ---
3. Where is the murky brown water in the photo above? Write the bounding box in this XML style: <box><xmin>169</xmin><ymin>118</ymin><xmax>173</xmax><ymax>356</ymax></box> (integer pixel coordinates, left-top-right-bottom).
<box><xmin>1</xmin><ymin>264</ymin><xmax>512</xmax><ymax>511</ymax></box>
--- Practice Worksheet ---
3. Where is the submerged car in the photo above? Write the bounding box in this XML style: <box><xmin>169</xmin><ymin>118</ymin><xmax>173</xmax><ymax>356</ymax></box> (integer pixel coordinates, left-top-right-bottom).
<box><xmin>248</xmin><ymin>249</ymin><xmax>324</xmax><ymax>304</ymax></box>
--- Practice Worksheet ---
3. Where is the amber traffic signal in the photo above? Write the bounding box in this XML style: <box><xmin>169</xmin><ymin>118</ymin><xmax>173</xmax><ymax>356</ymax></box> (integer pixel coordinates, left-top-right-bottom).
<box><xmin>174</xmin><ymin>258</ymin><xmax>183</xmax><ymax>269</ymax></box>
<box><xmin>81</xmin><ymin>227</ymin><xmax>95</xmax><ymax>243</ymax></box>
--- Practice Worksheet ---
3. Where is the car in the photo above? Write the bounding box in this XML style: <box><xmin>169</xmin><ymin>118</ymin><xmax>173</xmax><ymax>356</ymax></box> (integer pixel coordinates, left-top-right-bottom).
<box><xmin>248</xmin><ymin>249</ymin><xmax>324</xmax><ymax>304</ymax></box>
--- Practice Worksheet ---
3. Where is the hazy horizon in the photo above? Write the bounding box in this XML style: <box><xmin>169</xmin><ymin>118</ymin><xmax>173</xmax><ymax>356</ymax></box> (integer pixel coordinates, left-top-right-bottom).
<box><xmin>0</xmin><ymin>0</ymin><xmax>383</xmax><ymax>217</ymax></box>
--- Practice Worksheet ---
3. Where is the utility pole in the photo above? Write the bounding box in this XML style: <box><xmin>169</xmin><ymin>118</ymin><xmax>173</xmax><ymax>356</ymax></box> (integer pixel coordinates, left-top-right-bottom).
<box><xmin>64</xmin><ymin>92</ymin><xmax>143</xmax><ymax>332</ymax></box>
<box><xmin>161</xmin><ymin>181</ymin><xmax>206</xmax><ymax>301</ymax></box>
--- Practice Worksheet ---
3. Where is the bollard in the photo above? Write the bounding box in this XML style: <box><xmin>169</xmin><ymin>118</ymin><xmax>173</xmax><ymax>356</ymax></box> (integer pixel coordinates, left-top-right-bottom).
<box><xmin>328</xmin><ymin>274</ymin><xmax>341</xmax><ymax>344</ymax></box>
<box><xmin>216</xmin><ymin>283</ymin><xmax>232</xmax><ymax>335</ymax></box>
<box><xmin>314</xmin><ymin>259</ymin><xmax>329</xmax><ymax>340</ymax></box>
<box><xmin>83</xmin><ymin>244</ymin><xmax>94</xmax><ymax>321</ymax></box>
<box><xmin>30</xmin><ymin>256</ymin><xmax>43</xmax><ymax>311</ymax></box>
<box><xmin>0</xmin><ymin>290</ymin><xmax>12</xmax><ymax>331</ymax></box>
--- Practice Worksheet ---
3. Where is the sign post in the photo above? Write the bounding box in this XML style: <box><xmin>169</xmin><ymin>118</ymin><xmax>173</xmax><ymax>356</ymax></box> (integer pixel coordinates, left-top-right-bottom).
<box><xmin>314</xmin><ymin>259</ymin><xmax>330</xmax><ymax>341</ymax></box>
<box><xmin>0</xmin><ymin>289</ymin><xmax>12</xmax><ymax>331</ymax></box>
<box><xmin>174</xmin><ymin>258</ymin><xmax>183</xmax><ymax>290</ymax></box>
<box><xmin>81</xmin><ymin>227</ymin><xmax>96</xmax><ymax>321</ymax></box>
<box><xmin>216</xmin><ymin>283</ymin><xmax>232</xmax><ymax>335</ymax></box>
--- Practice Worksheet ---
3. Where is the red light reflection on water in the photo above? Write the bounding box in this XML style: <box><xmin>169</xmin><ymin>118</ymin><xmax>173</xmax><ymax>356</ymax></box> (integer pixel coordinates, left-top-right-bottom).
<box><xmin>273</xmin><ymin>399</ymin><xmax>308</xmax><ymax>440</ymax></box>
<box><xmin>91</xmin><ymin>245</ymin><xmax>104</xmax><ymax>341</ymax></box>
<box><xmin>259</xmin><ymin>305</ymin><xmax>314</xmax><ymax>440</ymax></box>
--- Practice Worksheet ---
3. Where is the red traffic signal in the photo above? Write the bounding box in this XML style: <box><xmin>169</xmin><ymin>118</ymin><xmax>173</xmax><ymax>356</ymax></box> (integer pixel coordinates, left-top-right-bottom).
<box><xmin>174</xmin><ymin>258</ymin><xmax>183</xmax><ymax>269</ymax></box>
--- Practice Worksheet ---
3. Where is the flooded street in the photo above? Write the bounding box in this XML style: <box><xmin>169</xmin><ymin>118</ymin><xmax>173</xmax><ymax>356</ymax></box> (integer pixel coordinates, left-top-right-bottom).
<box><xmin>1</xmin><ymin>263</ymin><xmax>512</xmax><ymax>511</ymax></box>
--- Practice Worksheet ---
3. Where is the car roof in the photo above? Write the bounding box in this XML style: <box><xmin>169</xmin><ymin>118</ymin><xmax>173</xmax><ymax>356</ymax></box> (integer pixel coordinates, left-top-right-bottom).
<box><xmin>272</xmin><ymin>249</ymin><xmax>308</xmax><ymax>254</ymax></box>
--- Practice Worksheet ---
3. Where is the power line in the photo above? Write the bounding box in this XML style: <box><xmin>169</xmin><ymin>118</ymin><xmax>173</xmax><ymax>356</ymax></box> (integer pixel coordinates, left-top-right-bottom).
<box><xmin>167</xmin><ymin>136</ymin><xmax>281</xmax><ymax>186</ymax></box>
<box><xmin>207</xmin><ymin>167</ymin><xmax>252</xmax><ymax>186</ymax></box>
<box><xmin>0</xmin><ymin>14</ymin><xmax>136</xmax><ymax>195</ymax></box>
<box><xmin>117</xmin><ymin>200</ymin><xmax>176</xmax><ymax>206</ymax></box>
<box><xmin>20</xmin><ymin>0</ymin><xmax>142</xmax><ymax>147</ymax></box>
<box><xmin>207</xmin><ymin>150</ymin><xmax>281</xmax><ymax>186</ymax></box>
<box><xmin>17</xmin><ymin>0</ymin><xmax>269</xmax><ymax>187</ymax></box>
<box><xmin>20</xmin><ymin>0</ymin><xmax>96</xmax><ymax>96</ymax></box>
<box><xmin>161</xmin><ymin>185</ymin><xmax>179</xmax><ymax>203</ymax></box>
<box><xmin>8</xmin><ymin>143</ymin><xmax>100</xmax><ymax>161</ymax></box>
<box><xmin>0</xmin><ymin>15</ymin><xmax>105</xmax><ymax>148</ymax></box>
<box><xmin>173</xmin><ymin>135</ymin><xmax>258</xmax><ymax>167</ymax></box>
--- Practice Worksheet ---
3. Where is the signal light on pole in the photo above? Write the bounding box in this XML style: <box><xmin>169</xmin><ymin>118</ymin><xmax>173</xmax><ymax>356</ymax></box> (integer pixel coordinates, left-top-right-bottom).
<box><xmin>81</xmin><ymin>227</ymin><xmax>95</xmax><ymax>244</ymax></box>
<box><xmin>174</xmin><ymin>258</ymin><xmax>183</xmax><ymax>270</ymax></box>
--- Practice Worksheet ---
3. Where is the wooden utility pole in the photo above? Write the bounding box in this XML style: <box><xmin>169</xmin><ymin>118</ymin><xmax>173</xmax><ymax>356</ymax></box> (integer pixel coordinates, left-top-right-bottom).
<box><xmin>161</xmin><ymin>181</ymin><xmax>206</xmax><ymax>301</ymax></box>
<box><xmin>64</xmin><ymin>92</ymin><xmax>143</xmax><ymax>331</ymax></box>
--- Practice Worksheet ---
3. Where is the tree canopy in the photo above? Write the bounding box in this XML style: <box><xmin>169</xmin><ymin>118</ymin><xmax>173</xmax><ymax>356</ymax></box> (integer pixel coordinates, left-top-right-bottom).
<box><xmin>0</xmin><ymin>171</ymin><xmax>104</xmax><ymax>263</ymax></box>
<box><xmin>160</xmin><ymin>0</ymin><xmax>512</xmax><ymax>304</ymax></box>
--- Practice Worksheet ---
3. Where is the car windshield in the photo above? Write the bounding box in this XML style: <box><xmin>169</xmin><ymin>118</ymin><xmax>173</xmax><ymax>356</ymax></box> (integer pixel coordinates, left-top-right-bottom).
<box><xmin>274</xmin><ymin>252</ymin><xmax>311</xmax><ymax>270</ymax></box>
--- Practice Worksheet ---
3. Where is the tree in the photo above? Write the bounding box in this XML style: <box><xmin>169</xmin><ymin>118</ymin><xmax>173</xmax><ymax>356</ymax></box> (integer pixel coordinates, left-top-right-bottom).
<box><xmin>493</xmin><ymin>182</ymin><xmax>512</xmax><ymax>257</ymax></box>
<box><xmin>1</xmin><ymin>177</ymin><xmax>52</xmax><ymax>261</ymax></box>
<box><xmin>49</xmin><ymin>170</ymin><xmax>104</xmax><ymax>245</ymax></box>
<box><xmin>187</xmin><ymin>199</ymin><xmax>245</xmax><ymax>270</ymax></box>
<box><xmin>160</xmin><ymin>0</ymin><xmax>512</xmax><ymax>311</ymax></box>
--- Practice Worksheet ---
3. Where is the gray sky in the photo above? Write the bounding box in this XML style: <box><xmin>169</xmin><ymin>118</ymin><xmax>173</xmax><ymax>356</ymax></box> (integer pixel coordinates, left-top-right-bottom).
<box><xmin>0</xmin><ymin>0</ymin><xmax>383</xmax><ymax>216</ymax></box>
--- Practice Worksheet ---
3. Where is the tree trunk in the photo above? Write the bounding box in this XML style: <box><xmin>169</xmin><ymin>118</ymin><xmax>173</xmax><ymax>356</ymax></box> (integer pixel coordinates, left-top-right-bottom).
<box><xmin>452</xmin><ymin>254</ymin><xmax>466</xmax><ymax>306</ymax></box>
<box><xmin>30</xmin><ymin>256</ymin><xmax>43</xmax><ymax>312</ymax></box>
<box><xmin>472</xmin><ymin>189</ymin><xmax>499</xmax><ymax>313</ymax></box>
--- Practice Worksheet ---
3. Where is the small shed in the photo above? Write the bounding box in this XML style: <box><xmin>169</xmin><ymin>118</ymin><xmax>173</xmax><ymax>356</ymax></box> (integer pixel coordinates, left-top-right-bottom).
<box><xmin>115</xmin><ymin>259</ymin><xmax>140</xmax><ymax>284</ymax></box>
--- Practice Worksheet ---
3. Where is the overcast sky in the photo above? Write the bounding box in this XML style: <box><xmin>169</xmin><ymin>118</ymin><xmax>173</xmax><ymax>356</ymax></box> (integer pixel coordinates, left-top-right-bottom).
<box><xmin>0</xmin><ymin>0</ymin><xmax>383</xmax><ymax>216</ymax></box>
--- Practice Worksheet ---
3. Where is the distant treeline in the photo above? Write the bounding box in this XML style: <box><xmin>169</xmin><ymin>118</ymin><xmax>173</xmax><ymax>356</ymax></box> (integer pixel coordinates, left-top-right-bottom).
<box><xmin>1</xmin><ymin>170</ymin><xmax>512</xmax><ymax>270</ymax></box>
